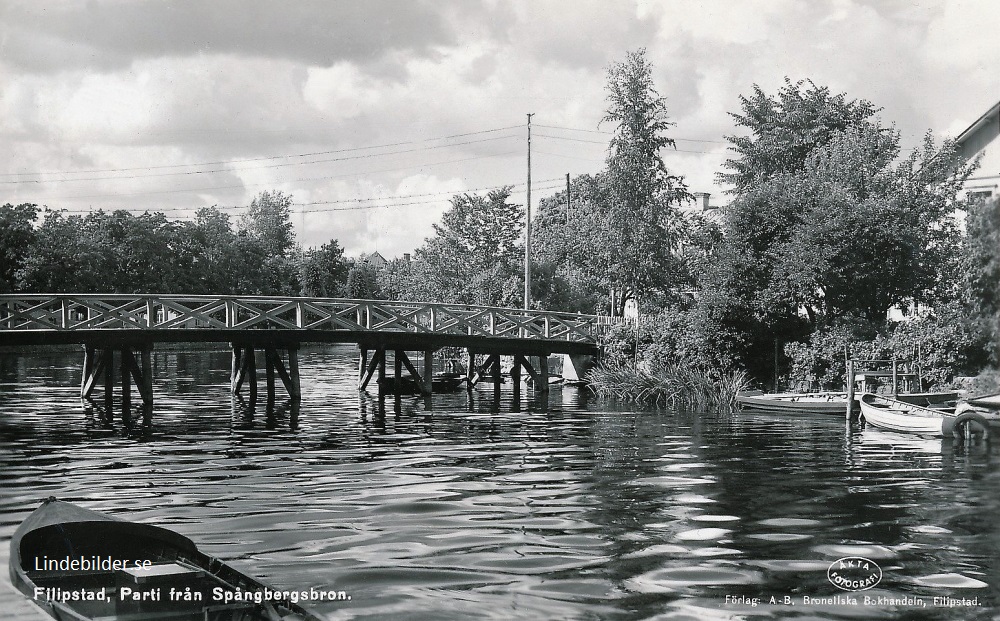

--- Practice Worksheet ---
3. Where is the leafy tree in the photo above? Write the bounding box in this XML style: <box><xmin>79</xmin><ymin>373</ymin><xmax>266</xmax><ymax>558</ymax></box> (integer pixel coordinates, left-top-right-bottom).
<box><xmin>0</xmin><ymin>203</ymin><xmax>38</xmax><ymax>292</ymax></box>
<box><xmin>595</xmin><ymin>49</ymin><xmax>692</xmax><ymax>314</ymax></box>
<box><xmin>719</xmin><ymin>78</ymin><xmax>881</xmax><ymax>194</ymax></box>
<box><xmin>298</xmin><ymin>241</ymin><xmax>348</xmax><ymax>297</ymax></box>
<box><xmin>965</xmin><ymin>197</ymin><xmax>1000</xmax><ymax>363</ymax></box>
<box><xmin>345</xmin><ymin>260</ymin><xmax>382</xmax><ymax>299</ymax></box>
<box><xmin>239</xmin><ymin>190</ymin><xmax>295</xmax><ymax>257</ymax></box>
<box><xmin>17</xmin><ymin>210</ymin><xmax>104</xmax><ymax>292</ymax></box>
<box><xmin>415</xmin><ymin>187</ymin><xmax>524</xmax><ymax>307</ymax></box>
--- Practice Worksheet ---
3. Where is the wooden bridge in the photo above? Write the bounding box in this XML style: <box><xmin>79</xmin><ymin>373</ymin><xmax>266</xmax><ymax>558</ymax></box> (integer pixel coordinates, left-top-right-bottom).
<box><xmin>0</xmin><ymin>294</ymin><xmax>612</xmax><ymax>412</ymax></box>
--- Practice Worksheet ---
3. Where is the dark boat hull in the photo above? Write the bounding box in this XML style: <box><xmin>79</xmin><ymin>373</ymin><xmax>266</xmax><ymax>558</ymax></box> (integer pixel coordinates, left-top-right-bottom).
<box><xmin>10</xmin><ymin>498</ymin><xmax>322</xmax><ymax>620</ymax></box>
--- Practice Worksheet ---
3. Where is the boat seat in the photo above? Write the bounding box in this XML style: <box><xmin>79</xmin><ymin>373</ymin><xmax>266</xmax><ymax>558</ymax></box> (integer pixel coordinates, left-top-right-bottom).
<box><xmin>119</xmin><ymin>562</ymin><xmax>204</xmax><ymax>585</ymax></box>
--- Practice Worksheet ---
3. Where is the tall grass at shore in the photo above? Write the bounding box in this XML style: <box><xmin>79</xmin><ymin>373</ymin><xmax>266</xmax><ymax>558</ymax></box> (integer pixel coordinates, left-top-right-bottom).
<box><xmin>588</xmin><ymin>362</ymin><xmax>750</xmax><ymax>411</ymax></box>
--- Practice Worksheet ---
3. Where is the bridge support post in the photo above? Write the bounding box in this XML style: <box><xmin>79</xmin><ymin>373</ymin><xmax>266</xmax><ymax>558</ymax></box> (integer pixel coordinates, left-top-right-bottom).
<box><xmin>120</xmin><ymin>348</ymin><xmax>131</xmax><ymax>414</ymax></box>
<box><xmin>466</xmin><ymin>351</ymin><xmax>477</xmax><ymax>391</ymax></box>
<box><xmin>358</xmin><ymin>349</ymin><xmax>368</xmax><ymax>389</ymax></box>
<box><xmin>231</xmin><ymin>345</ymin><xmax>258</xmax><ymax>403</ymax></box>
<box><xmin>538</xmin><ymin>355</ymin><xmax>549</xmax><ymax>393</ymax></box>
<box><xmin>378</xmin><ymin>348</ymin><xmax>386</xmax><ymax>395</ymax></box>
<box><xmin>359</xmin><ymin>349</ymin><xmax>384</xmax><ymax>392</ymax></box>
<box><xmin>103</xmin><ymin>348</ymin><xmax>114</xmax><ymax>417</ymax></box>
<box><xmin>491</xmin><ymin>354</ymin><xmax>501</xmax><ymax>401</ymax></box>
<box><xmin>423</xmin><ymin>350</ymin><xmax>434</xmax><ymax>396</ymax></box>
<box><xmin>511</xmin><ymin>357</ymin><xmax>521</xmax><ymax>403</ymax></box>
<box><xmin>394</xmin><ymin>350</ymin><xmax>403</xmax><ymax>396</ymax></box>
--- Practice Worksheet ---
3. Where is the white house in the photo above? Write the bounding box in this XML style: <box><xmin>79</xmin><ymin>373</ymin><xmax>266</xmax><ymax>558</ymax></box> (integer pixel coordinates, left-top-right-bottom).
<box><xmin>955</xmin><ymin>99</ymin><xmax>1000</xmax><ymax>202</ymax></box>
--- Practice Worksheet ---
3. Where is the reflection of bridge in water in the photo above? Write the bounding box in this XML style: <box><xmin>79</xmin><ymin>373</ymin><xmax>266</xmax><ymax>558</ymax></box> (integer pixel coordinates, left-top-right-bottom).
<box><xmin>0</xmin><ymin>295</ymin><xmax>611</xmax><ymax>419</ymax></box>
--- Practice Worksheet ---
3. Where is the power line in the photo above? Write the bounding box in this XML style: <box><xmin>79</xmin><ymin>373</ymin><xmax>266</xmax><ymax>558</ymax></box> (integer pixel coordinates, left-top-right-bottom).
<box><xmin>533</xmin><ymin>123</ymin><xmax>726</xmax><ymax>144</ymax></box>
<box><xmin>534</xmin><ymin>133</ymin><xmax>720</xmax><ymax>154</ymax></box>
<box><xmin>0</xmin><ymin>125</ymin><xmax>523</xmax><ymax>179</ymax></box>
<box><xmin>2</xmin><ymin>135</ymin><xmax>521</xmax><ymax>184</ymax></box>
<box><xmin>50</xmin><ymin>183</ymin><xmax>567</xmax><ymax>215</ymax></box>
<box><xmin>28</xmin><ymin>151</ymin><xmax>523</xmax><ymax>202</ymax></box>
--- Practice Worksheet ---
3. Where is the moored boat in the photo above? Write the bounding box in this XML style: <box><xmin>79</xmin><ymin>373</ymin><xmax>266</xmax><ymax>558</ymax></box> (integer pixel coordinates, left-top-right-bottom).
<box><xmin>858</xmin><ymin>393</ymin><xmax>993</xmax><ymax>438</ymax></box>
<box><xmin>736</xmin><ymin>391</ymin><xmax>850</xmax><ymax>415</ymax></box>
<box><xmin>736</xmin><ymin>390</ymin><xmax>958</xmax><ymax>416</ymax></box>
<box><xmin>10</xmin><ymin>498</ymin><xmax>324</xmax><ymax>621</ymax></box>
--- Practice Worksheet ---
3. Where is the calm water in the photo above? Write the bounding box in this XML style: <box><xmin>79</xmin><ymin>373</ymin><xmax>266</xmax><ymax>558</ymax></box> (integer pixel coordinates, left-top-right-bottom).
<box><xmin>1</xmin><ymin>345</ymin><xmax>998</xmax><ymax>620</ymax></box>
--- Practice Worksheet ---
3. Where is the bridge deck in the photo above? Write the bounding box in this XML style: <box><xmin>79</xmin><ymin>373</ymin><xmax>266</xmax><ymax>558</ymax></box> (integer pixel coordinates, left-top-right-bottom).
<box><xmin>0</xmin><ymin>295</ymin><xmax>612</xmax><ymax>355</ymax></box>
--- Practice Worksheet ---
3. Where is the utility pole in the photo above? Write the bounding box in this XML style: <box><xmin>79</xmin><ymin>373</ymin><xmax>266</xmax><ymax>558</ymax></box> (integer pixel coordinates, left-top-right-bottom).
<box><xmin>525</xmin><ymin>113</ymin><xmax>534</xmax><ymax>310</ymax></box>
<box><xmin>566</xmin><ymin>173</ymin><xmax>571</xmax><ymax>219</ymax></box>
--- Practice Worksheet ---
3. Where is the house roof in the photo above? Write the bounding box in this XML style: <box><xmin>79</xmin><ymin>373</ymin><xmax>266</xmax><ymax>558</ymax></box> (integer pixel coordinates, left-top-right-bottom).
<box><xmin>955</xmin><ymin>98</ymin><xmax>1000</xmax><ymax>149</ymax></box>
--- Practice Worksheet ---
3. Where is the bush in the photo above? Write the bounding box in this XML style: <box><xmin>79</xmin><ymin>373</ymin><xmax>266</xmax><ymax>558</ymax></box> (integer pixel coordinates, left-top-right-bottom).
<box><xmin>784</xmin><ymin>305</ymin><xmax>989</xmax><ymax>391</ymax></box>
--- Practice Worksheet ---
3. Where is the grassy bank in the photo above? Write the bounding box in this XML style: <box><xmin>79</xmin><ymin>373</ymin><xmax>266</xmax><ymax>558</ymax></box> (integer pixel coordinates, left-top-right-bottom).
<box><xmin>589</xmin><ymin>362</ymin><xmax>750</xmax><ymax>411</ymax></box>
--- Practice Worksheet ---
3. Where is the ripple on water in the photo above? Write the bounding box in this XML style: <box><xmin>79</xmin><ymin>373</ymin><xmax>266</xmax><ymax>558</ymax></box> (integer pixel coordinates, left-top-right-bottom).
<box><xmin>811</xmin><ymin>544</ymin><xmax>898</xmax><ymax>560</ymax></box>
<box><xmin>912</xmin><ymin>573</ymin><xmax>989</xmax><ymax>588</ymax></box>
<box><xmin>625</xmin><ymin>566</ymin><xmax>763</xmax><ymax>592</ymax></box>
<box><xmin>675</xmin><ymin>528</ymin><xmax>731</xmax><ymax>541</ymax></box>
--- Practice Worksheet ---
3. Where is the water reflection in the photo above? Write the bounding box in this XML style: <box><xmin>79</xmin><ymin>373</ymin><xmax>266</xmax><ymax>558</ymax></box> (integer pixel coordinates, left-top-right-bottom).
<box><xmin>0</xmin><ymin>345</ymin><xmax>997</xmax><ymax>620</ymax></box>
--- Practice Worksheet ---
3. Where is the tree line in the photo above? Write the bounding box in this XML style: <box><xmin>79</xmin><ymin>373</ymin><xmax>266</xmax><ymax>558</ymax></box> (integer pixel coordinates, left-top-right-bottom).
<box><xmin>2</xmin><ymin>50</ymin><xmax>997</xmax><ymax>388</ymax></box>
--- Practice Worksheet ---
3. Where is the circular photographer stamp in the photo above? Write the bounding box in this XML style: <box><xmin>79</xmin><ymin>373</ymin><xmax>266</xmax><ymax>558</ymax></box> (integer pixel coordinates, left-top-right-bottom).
<box><xmin>828</xmin><ymin>557</ymin><xmax>883</xmax><ymax>591</ymax></box>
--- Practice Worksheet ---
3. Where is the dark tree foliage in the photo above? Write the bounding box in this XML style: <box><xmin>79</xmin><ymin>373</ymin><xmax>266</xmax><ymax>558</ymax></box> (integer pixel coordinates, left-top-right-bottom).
<box><xmin>414</xmin><ymin>187</ymin><xmax>524</xmax><ymax>307</ymax></box>
<box><xmin>718</xmin><ymin>78</ymin><xmax>881</xmax><ymax>195</ymax></box>
<box><xmin>298</xmin><ymin>241</ymin><xmax>349</xmax><ymax>297</ymax></box>
<box><xmin>0</xmin><ymin>203</ymin><xmax>38</xmax><ymax>293</ymax></box>
<box><xmin>965</xmin><ymin>197</ymin><xmax>1000</xmax><ymax>363</ymax></box>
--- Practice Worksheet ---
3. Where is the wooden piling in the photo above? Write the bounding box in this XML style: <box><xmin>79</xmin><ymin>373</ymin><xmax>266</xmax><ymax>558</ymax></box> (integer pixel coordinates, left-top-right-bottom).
<box><xmin>846</xmin><ymin>359</ymin><xmax>855</xmax><ymax>421</ymax></box>
<box><xmin>265</xmin><ymin>348</ymin><xmax>276</xmax><ymax>404</ymax></box>
<box><xmin>377</xmin><ymin>348</ymin><xmax>386</xmax><ymax>395</ymax></box>
<box><xmin>358</xmin><ymin>349</ymin><xmax>368</xmax><ymax>389</ymax></box>
<box><xmin>423</xmin><ymin>350</ymin><xmax>434</xmax><ymax>395</ymax></box>
<box><xmin>538</xmin><ymin>354</ymin><xmax>549</xmax><ymax>393</ymax></box>
<box><xmin>139</xmin><ymin>347</ymin><xmax>153</xmax><ymax>405</ymax></box>
<box><xmin>103</xmin><ymin>349</ymin><xmax>114</xmax><ymax>417</ymax></box>
<box><xmin>81</xmin><ymin>345</ymin><xmax>93</xmax><ymax>399</ymax></box>
<box><xmin>394</xmin><ymin>350</ymin><xmax>403</xmax><ymax>395</ymax></box>
<box><xmin>246</xmin><ymin>347</ymin><xmax>257</xmax><ymax>404</ymax></box>
<box><xmin>120</xmin><ymin>348</ymin><xmax>131</xmax><ymax>413</ymax></box>
<box><xmin>891</xmin><ymin>358</ymin><xmax>899</xmax><ymax>399</ymax></box>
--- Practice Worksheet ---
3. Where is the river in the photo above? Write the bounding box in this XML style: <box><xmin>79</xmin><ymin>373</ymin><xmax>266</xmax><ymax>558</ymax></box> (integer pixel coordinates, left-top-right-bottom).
<box><xmin>1</xmin><ymin>345</ymin><xmax>997</xmax><ymax>620</ymax></box>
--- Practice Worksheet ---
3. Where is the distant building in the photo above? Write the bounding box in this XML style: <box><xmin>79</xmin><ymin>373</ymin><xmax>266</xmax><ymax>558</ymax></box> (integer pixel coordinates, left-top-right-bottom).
<box><xmin>955</xmin><ymin>100</ymin><xmax>1000</xmax><ymax>202</ymax></box>
<box><xmin>359</xmin><ymin>251</ymin><xmax>388</xmax><ymax>269</ymax></box>
<box><xmin>679</xmin><ymin>191</ymin><xmax>724</xmax><ymax>224</ymax></box>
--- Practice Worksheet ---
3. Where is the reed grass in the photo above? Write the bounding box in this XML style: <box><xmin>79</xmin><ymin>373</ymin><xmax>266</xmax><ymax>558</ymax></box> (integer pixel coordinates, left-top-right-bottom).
<box><xmin>588</xmin><ymin>361</ymin><xmax>750</xmax><ymax>411</ymax></box>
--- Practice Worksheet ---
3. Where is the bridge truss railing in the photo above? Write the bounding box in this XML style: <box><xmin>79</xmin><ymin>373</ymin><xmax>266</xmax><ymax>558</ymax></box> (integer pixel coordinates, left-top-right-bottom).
<box><xmin>0</xmin><ymin>294</ymin><xmax>617</xmax><ymax>344</ymax></box>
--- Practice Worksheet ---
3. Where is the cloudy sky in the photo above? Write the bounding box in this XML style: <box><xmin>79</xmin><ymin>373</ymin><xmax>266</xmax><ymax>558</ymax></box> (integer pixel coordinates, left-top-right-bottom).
<box><xmin>2</xmin><ymin>0</ymin><xmax>998</xmax><ymax>258</ymax></box>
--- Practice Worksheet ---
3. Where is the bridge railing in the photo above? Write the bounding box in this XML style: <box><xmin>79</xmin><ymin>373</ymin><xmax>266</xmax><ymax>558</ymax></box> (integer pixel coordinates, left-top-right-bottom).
<box><xmin>0</xmin><ymin>294</ymin><xmax>618</xmax><ymax>343</ymax></box>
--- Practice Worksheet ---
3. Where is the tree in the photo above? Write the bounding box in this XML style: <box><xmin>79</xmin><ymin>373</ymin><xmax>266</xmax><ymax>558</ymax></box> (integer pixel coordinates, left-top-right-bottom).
<box><xmin>596</xmin><ymin>49</ymin><xmax>692</xmax><ymax>314</ymax></box>
<box><xmin>0</xmin><ymin>203</ymin><xmax>38</xmax><ymax>292</ymax></box>
<box><xmin>965</xmin><ymin>197</ymin><xmax>1000</xmax><ymax>363</ymax></box>
<box><xmin>298</xmin><ymin>241</ymin><xmax>348</xmax><ymax>297</ymax></box>
<box><xmin>239</xmin><ymin>190</ymin><xmax>295</xmax><ymax>257</ymax></box>
<box><xmin>345</xmin><ymin>260</ymin><xmax>382</xmax><ymax>299</ymax></box>
<box><xmin>17</xmin><ymin>210</ymin><xmax>104</xmax><ymax>292</ymax></box>
<box><xmin>415</xmin><ymin>187</ymin><xmax>524</xmax><ymax>306</ymax></box>
<box><xmin>707</xmin><ymin>79</ymin><xmax>977</xmax><ymax>381</ymax></box>
<box><xmin>718</xmin><ymin>78</ymin><xmax>881</xmax><ymax>195</ymax></box>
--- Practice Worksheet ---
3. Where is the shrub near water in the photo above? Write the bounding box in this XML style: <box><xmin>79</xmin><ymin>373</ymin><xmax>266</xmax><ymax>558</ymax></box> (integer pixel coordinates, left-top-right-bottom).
<box><xmin>589</xmin><ymin>361</ymin><xmax>750</xmax><ymax>411</ymax></box>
